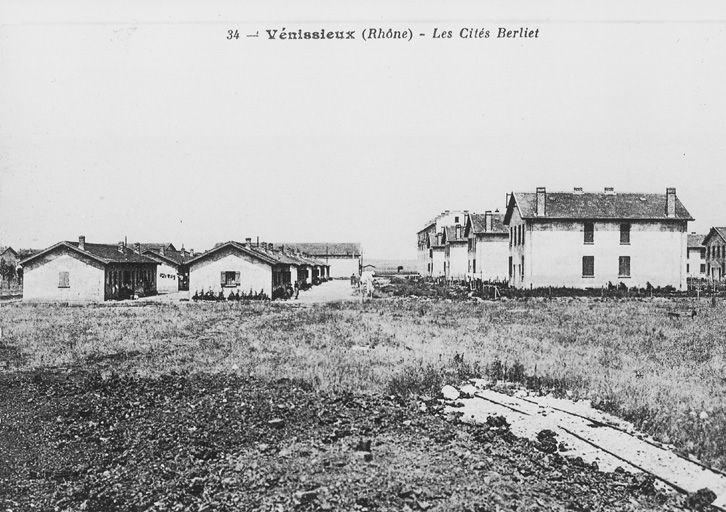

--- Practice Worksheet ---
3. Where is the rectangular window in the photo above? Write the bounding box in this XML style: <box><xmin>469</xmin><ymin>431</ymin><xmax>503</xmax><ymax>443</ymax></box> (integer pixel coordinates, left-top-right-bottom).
<box><xmin>508</xmin><ymin>256</ymin><xmax>513</xmax><ymax>278</ymax></box>
<box><xmin>584</xmin><ymin>222</ymin><xmax>594</xmax><ymax>244</ymax></box>
<box><xmin>582</xmin><ymin>256</ymin><xmax>594</xmax><ymax>277</ymax></box>
<box><xmin>701</xmin><ymin>264</ymin><xmax>706</xmax><ymax>273</ymax></box>
<box><xmin>620</xmin><ymin>223</ymin><xmax>630</xmax><ymax>244</ymax></box>
<box><xmin>473</xmin><ymin>260</ymin><xmax>476</xmax><ymax>273</ymax></box>
<box><xmin>522</xmin><ymin>225</ymin><xmax>525</xmax><ymax>245</ymax></box>
<box><xmin>619</xmin><ymin>256</ymin><xmax>631</xmax><ymax>278</ymax></box>
<box><xmin>221</xmin><ymin>271</ymin><xmax>240</xmax><ymax>287</ymax></box>
<box><xmin>687</xmin><ymin>263</ymin><xmax>690</xmax><ymax>273</ymax></box>
<box><xmin>58</xmin><ymin>271</ymin><xmax>70</xmax><ymax>288</ymax></box>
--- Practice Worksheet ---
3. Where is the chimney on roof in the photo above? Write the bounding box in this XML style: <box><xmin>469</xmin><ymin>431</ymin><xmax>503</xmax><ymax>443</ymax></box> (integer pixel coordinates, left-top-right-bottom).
<box><xmin>160</xmin><ymin>245</ymin><xmax>165</xmax><ymax>256</ymax></box>
<box><xmin>261</xmin><ymin>242</ymin><xmax>267</xmax><ymax>250</ymax></box>
<box><xmin>78</xmin><ymin>236</ymin><xmax>85</xmax><ymax>251</ymax></box>
<box><xmin>536</xmin><ymin>187</ymin><xmax>546</xmax><ymax>216</ymax></box>
<box><xmin>604</xmin><ymin>186</ymin><xmax>615</xmax><ymax>195</ymax></box>
<box><xmin>666</xmin><ymin>187</ymin><xmax>676</xmax><ymax>217</ymax></box>
<box><xmin>135</xmin><ymin>242</ymin><xmax>141</xmax><ymax>254</ymax></box>
<box><xmin>485</xmin><ymin>211</ymin><xmax>493</xmax><ymax>232</ymax></box>
<box><xmin>245</xmin><ymin>237</ymin><xmax>252</xmax><ymax>247</ymax></box>
<box><xmin>573</xmin><ymin>187</ymin><xmax>583</xmax><ymax>194</ymax></box>
<box><xmin>505</xmin><ymin>192</ymin><xmax>512</xmax><ymax>209</ymax></box>
<box><xmin>190</xmin><ymin>248</ymin><xmax>195</xmax><ymax>257</ymax></box>
<box><xmin>269</xmin><ymin>243</ymin><xmax>274</xmax><ymax>251</ymax></box>
<box><xmin>117</xmin><ymin>241</ymin><xmax>124</xmax><ymax>253</ymax></box>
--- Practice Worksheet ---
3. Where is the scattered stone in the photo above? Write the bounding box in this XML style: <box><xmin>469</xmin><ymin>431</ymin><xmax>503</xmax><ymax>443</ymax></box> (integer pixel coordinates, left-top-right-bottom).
<box><xmin>684</xmin><ymin>487</ymin><xmax>716</xmax><ymax>510</ymax></box>
<box><xmin>294</xmin><ymin>488</ymin><xmax>319</xmax><ymax>504</ymax></box>
<box><xmin>268</xmin><ymin>418</ymin><xmax>285</xmax><ymax>429</ymax></box>
<box><xmin>441</xmin><ymin>386</ymin><xmax>460</xmax><ymax>401</ymax></box>
<box><xmin>354</xmin><ymin>439</ymin><xmax>372</xmax><ymax>452</ymax></box>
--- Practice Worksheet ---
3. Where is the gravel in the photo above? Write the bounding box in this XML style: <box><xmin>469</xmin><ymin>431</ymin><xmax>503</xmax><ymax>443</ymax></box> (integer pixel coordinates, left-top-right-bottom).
<box><xmin>0</xmin><ymin>369</ymin><xmax>696</xmax><ymax>511</ymax></box>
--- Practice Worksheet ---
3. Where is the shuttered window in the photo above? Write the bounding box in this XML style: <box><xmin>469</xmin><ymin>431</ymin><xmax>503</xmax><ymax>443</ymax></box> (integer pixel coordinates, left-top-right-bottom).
<box><xmin>620</xmin><ymin>223</ymin><xmax>631</xmax><ymax>244</ymax></box>
<box><xmin>58</xmin><ymin>271</ymin><xmax>70</xmax><ymax>288</ymax></box>
<box><xmin>619</xmin><ymin>256</ymin><xmax>631</xmax><ymax>277</ymax></box>
<box><xmin>582</xmin><ymin>256</ymin><xmax>594</xmax><ymax>277</ymax></box>
<box><xmin>584</xmin><ymin>222</ymin><xmax>594</xmax><ymax>244</ymax></box>
<box><xmin>221</xmin><ymin>271</ymin><xmax>240</xmax><ymax>287</ymax></box>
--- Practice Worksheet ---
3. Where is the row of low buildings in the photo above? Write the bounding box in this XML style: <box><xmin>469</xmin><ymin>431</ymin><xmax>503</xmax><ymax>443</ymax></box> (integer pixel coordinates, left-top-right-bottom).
<box><xmin>418</xmin><ymin>186</ymin><xmax>725</xmax><ymax>290</ymax></box>
<box><xmin>15</xmin><ymin>237</ymin><xmax>361</xmax><ymax>302</ymax></box>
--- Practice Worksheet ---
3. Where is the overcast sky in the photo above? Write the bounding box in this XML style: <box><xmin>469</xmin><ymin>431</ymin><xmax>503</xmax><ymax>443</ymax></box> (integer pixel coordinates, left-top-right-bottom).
<box><xmin>1</xmin><ymin>1</ymin><xmax>725</xmax><ymax>259</ymax></box>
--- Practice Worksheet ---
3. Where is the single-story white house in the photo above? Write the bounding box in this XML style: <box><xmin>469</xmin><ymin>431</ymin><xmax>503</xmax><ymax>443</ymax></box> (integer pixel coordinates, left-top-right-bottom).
<box><xmin>20</xmin><ymin>236</ymin><xmax>158</xmax><ymax>301</ymax></box>
<box><xmin>276</xmin><ymin>242</ymin><xmax>360</xmax><ymax>278</ymax></box>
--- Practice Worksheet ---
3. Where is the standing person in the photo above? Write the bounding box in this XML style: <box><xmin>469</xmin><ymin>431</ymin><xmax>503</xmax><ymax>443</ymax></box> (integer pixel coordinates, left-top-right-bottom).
<box><xmin>294</xmin><ymin>280</ymin><xmax>300</xmax><ymax>299</ymax></box>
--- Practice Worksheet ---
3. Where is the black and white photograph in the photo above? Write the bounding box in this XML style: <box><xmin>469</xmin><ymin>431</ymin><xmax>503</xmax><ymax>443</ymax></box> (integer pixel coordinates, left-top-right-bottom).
<box><xmin>1</xmin><ymin>1</ymin><xmax>725</xmax><ymax>510</ymax></box>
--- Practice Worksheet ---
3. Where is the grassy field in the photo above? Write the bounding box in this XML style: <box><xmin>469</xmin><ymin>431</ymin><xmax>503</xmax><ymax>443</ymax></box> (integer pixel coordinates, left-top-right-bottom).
<box><xmin>1</xmin><ymin>295</ymin><xmax>724</xmax><ymax>470</ymax></box>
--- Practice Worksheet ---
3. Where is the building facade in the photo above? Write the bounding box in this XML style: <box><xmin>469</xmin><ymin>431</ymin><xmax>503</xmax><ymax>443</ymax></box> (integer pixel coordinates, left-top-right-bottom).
<box><xmin>465</xmin><ymin>211</ymin><xmax>509</xmax><ymax>283</ymax></box>
<box><xmin>141</xmin><ymin>243</ymin><xmax>191</xmax><ymax>293</ymax></box>
<box><xmin>21</xmin><ymin>237</ymin><xmax>157</xmax><ymax>301</ymax></box>
<box><xmin>503</xmin><ymin>187</ymin><xmax>692</xmax><ymax>289</ymax></box>
<box><xmin>443</xmin><ymin>225</ymin><xmax>468</xmax><ymax>281</ymax></box>
<box><xmin>686</xmin><ymin>233</ymin><xmax>707</xmax><ymax>280</ymax></box>
<box><xmin>703</xmin><ymin>227</ymin><xmax>726</xmax><ymax>281</ymax></box>
<box><xmin>417</xmin><ymin>210</ymin><xmax>469</xmax><ymax>277</ymax></box>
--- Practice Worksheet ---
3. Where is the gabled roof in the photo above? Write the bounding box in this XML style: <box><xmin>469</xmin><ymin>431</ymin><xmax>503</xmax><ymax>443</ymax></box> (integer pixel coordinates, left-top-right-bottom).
<box><xmin>142</xmin><ymin>248</ymin><xmax>190</xmax><ymax>267</ymax></box>
<box><xmin>703</xmin><ymin>227</ymin><xmax>726</xmax><ymax>246</ymax></box>
<box><xmin>0</xmin><ymin>246</ymin><xmax>18</xmax><ymax>258</ymax></box>
<box><xmin>134</xmin><ymin>242</ymin><xmax>177</xmax><ymax>253</ymax></box>
<box><xmin>186</xmin><ymin>241</ymin><xmax>283</xmax><ymax>267</ymax></box>
<box><xmin>276</xmin><ymin>242</ymin><xmax>361</xmax><ymax>257</ymax></box>
<box><xmin>465</xmin><ymin>213</ymin><xmax>508</xmax><ymax>236</ymax></box>
<box><xmin>20</xmin><ymin>241</ymin><xmax>157</xmax><ymax>266</ymax></box>
<box><xmin>504</xmin><ymin>191</ymin><xmax>694</xmax><ymax>224</ymax></box>
<box><xmin>687</xmin><ymin>233</ymin><xmax>706</xmax><ymax>248</ymax></box>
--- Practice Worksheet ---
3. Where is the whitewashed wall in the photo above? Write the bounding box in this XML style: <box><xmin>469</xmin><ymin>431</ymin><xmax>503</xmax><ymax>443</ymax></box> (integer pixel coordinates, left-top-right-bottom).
<box><xmin>446</xmin><ymin>243</ymin><xmax>469</xmax><ymax>281</ymax></box>
<box><xmin>509</xmin><ymin>216</ymin><xmax>688</xmax><ymax>289</ymax></box>
<box><xmin>156</xmin><ymin>262</ymin><xmax>179</xmax><ymax>293</ymax></box>
<box><xmin>23</xmin><ymin>250</ymin><xmax>105</xmax><ymax>301</ymax></box>
<box><xmin>431</xmin><ymin>248</ymin><xmax>445</xmax><ymax>277</ymax></box>
<box><xmin>687</xmin><ymin>248</ymin><xmax>706</xmax><ymax>279</ymax></box>
<box><xmin>188</xmin><ymin>248</ymin><xmax>272</xmax><ymax>298</ymax></box>
<box><xmin>476</xmin><ymin>236</ymin><xmax>509</xmax><ymax>282</ymax></box>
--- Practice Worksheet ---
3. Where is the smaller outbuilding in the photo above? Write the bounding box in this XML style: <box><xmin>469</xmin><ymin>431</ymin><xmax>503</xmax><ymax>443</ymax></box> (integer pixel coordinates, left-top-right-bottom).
<box><xmin>140</xmin><ymin>243</ymin><xmax>192</xmax><ymax>293</ymax></box>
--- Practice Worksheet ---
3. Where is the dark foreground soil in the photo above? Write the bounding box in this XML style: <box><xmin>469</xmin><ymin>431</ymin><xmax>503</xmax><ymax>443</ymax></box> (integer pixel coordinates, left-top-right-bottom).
<box><xmin>0</xmin><ymin>370</ymin><xmax>698</xmax><ymax>511</ymax></box>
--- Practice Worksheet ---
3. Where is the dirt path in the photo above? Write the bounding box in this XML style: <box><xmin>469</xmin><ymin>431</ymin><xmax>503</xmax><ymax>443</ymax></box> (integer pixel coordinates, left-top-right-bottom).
<box><xmin>446</xmin><ymin>381</ymin><xmax>726</xmax><ymax>509</ymax></box>
<box><xmin>296</xmin><ymin>279</ymin><xmax>357</xmax><ymax>304</ymax></box>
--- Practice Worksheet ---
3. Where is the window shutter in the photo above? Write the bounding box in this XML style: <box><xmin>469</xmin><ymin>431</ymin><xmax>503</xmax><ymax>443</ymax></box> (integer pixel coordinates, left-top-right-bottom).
<box><xmin>220</xmin><ymin>271</ymin><xmax>225</xmax><ymax>286</ymax></box>
<box><xmin>58</xmin><ymin>271</ymin><xmax>69</xmax><ymax>288</ymax></box>
<box><xmin>235</xmin><ymin>272</ymin><xmax>240</xmax><ymax>285</ymax></box>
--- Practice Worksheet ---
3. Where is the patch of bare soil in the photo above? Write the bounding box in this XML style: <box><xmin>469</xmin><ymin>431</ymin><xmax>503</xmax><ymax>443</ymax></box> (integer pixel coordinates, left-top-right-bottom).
<box><xmin>0</xmin><ymin>370</ymin><xmax>696</xmax><ymax>511</ymax></box>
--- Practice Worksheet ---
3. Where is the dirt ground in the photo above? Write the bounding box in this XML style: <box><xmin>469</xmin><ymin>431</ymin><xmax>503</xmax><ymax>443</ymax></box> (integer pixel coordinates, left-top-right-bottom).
<box><xmin>0</xmin><ymin>369</ymin><xmax>695</xmax><ymax>512</ymax></box>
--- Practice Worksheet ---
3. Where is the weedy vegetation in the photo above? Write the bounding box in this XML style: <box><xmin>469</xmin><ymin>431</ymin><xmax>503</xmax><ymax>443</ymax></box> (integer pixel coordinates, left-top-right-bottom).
<box><xmin>1</xmin><ymin>292</ymin><xmax>724</xmax><ymax>469</ymax></box>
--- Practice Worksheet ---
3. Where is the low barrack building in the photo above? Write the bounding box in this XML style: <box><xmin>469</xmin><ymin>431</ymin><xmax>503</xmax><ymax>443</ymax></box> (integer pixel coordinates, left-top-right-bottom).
<box><xmin>276</xmin><ymin>242</ymin><xmax>360</xmax><ymax>278</ymax></box>
<box><xmin>140</xmin><ymin>243</ymin><xmax>191</xmax><ymax>293</ymax></box>
<box><xmin>20</xmin><ymin>236</ymin><xmax>158</xmax><ymax>301</ymax></box>
<box><xmin>503</xmin><ymin>187</ymin><xmax>693</xmax><ymax>289</ymax></box>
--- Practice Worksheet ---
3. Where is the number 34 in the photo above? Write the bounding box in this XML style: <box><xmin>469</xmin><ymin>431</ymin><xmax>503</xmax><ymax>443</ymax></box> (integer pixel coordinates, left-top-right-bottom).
<box><xmin>227</xmin><ymin>29</ymin><xmax>239</xmax><ymax>40</ymax></box>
